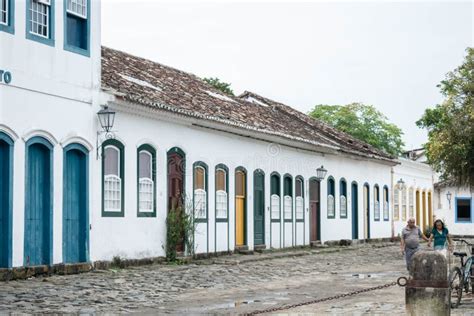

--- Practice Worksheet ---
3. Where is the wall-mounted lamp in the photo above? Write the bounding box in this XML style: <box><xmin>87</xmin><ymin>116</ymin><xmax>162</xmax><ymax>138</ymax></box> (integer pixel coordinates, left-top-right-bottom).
<box><xmin>446</xmin><ymin>191</ymin><xmax>452</xmax><ymax>209</ymax></box>
<box><xmin>96</xmin><ymin>105</ymin><xmax>117</xmax><ymax>159</ymax></box>
<box><xmin>316</xmin><ymin>165</ymin><xmax>328</xmax><ymax>181</ymax></box>
<box><xmin>396</xmin><ymin>178</ymin><xmax>405</xmax><ymax>190</ymax></box>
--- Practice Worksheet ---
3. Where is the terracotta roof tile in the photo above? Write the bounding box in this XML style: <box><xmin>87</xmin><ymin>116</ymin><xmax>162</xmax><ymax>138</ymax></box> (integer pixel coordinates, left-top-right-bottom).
<box><xmin>101</xmin><ymin>46</ymin><xmax>395</xmax><ymax>163</ymax></box>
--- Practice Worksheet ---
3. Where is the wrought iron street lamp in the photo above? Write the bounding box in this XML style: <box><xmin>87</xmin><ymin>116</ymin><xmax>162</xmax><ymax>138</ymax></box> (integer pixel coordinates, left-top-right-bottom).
<box><xmin>396</xmin><ymin>178</ymin><xmax>405</xmax><ymax>190</ymax></box>
<box><xmin>96</xmin><ymin>105</ymin><xmax>117</xmax><ymax>159</ymax></box>
<box><xmin>316</xmin><ymin>165</ymin><xmax>328</xmax><ymax>181</ymax></box>
<box><xmin>446</xmin><ymin>191</ymin><xmax>452</xmax><ymax>209</ymax></box>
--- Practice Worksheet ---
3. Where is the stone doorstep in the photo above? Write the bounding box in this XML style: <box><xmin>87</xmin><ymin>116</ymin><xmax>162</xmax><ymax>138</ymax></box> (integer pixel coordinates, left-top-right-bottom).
<box><xmin>0</xmin><ymin>237</ymin><xmax>399</xmax><ymax>282</ymax></box>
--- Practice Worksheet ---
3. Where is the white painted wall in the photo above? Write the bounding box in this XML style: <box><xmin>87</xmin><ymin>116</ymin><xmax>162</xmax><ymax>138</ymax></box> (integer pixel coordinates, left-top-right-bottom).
<box><xmin>434</xmin><ymin>186</ymin><xmax>473</xmax><ymax>236</ymax></box>
<box><xmin>392</xmin><ymin>158</ymin><xmax>435</xmax><ymax>236</ymax></box>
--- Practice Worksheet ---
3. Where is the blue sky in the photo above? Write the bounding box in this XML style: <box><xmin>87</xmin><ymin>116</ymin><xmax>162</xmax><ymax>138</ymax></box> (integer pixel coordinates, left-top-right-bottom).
<box><xmin>102</xmin><ymin>0</ymin><xmax>473</xmax><ymax>149</ymax></box>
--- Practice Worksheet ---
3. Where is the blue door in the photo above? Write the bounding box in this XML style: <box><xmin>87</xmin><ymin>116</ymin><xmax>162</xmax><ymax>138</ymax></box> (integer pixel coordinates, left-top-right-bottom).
<box><xmin>24</xmin><ymin>137</ymin><xmax>53</xmax><ymax>266</ymax></box>
<box><xmin>0</xmin><ymin>133</ymin><xmax>13</xmax><ymax>268</ymax></box>
<box><xmin>351</xmin><ymin>183</ymin><xmax>358</xmax><ymax>240</ymax></box>
<box><xmin>63</xmin><ymin>144</ymin><xmax>89</xmax><ymax>263</ymax></box>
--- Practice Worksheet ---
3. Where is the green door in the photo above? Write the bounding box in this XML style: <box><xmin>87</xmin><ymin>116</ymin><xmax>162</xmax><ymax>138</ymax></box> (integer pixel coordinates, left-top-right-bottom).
<box><xmin>253</xmin><ymin>170</ymin><xmax>265</xmax><ymax>246</ymax></box>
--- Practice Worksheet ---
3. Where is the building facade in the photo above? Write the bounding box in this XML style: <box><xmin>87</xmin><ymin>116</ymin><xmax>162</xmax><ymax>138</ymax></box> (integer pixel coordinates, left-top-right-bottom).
<box><xmin>3</xmin><ymin>0</ymin><xmax>465</xmax><ymax>270</ymax></box>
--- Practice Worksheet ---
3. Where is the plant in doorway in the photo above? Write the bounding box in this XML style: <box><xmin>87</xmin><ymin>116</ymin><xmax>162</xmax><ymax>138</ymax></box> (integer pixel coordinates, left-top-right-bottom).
<box><xmin>165</xmin><ymin>196</ymin><xmax>196</xmax><ymax>262</ymax></box>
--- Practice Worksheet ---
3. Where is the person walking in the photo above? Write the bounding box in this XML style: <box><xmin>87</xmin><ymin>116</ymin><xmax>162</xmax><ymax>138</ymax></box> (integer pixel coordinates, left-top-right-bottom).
<box><xmin>400</xmin><ymin>218</ymin><xmax>429</xmax><ymax>272</ymax></box>
<box><xmin>428</xmin><ymin>219</ymin><xmax>453</xmax><ymax>253</ymax></box>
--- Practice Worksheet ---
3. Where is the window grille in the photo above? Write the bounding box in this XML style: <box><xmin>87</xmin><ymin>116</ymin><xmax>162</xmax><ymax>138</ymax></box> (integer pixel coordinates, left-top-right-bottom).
<box><xmin>409</xmin><ymin>188</ymin><xmax>414</xmax><ymax>218</ymax></box>
<box><xmin>0</xmin><ymin>0</ymin><xmax>7</xmax><ymax>25</ymax></box>
<box><xmin>104</xmin><ymin>175</ymin><xmax>121</xmax><ymax>212</ymax></box>
<box><xmin>271</xmin><ymin>194</ymin><xmax>280</xmax><ymax>219</ymax></box>
<box><xmin>29</xmin><ymin>0</ymin><xmax>51</xmax><ymax>38</ymax></box>
<box><xmin>296</xmin><ymin>196</ymin><xmax>304</xmax><ymax>219</ymax></box>
<box><xmin>374</xmin><ymin>201</ymin><xmax>380</xmax><ymax>221</ymax></box>
<box><xmin>402</xmin><ymin>188</ymin><xmax>407</xmax><ymax>221</ymax></box>
<box><xmin>139</xmin><ymin>178</ymin><xmax>153</xmax><ymax>212</ymax></box>
<box><xmin>194</xmin><ymin>189</ymin><xmax>207</xmax><ymax>218</ymax></box>
<box><xmin>284</xmin><ymin>196</ymin><xmax>292</xmax><ymax>219</ymax></box>
<box><xmin>340</xmin><ymin>195</ymin><xmax>347</xmax><ymax>218</ymax></box>
<box><xmin>327</xmin><ymin>195</ymin><xmax>335</xmax><ymax>218</ymax></box>
<box><xmin>216</xmin><ymin>190</ymin><xmax>227</xmax><ymax>218</ymax></box>
<box><xmin>67</xmin><ymin>0</ymin><xmax>87</xmax><ymax>18</ymax></box>
<box><xmin>393</xmin><ymin>188</ymin><xmax>400</xmax><ymax>220</ymax></box>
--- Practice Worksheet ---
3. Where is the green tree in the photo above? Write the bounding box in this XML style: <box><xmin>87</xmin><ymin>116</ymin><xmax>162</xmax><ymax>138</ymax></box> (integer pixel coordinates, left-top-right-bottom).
<box><xmin>308</xmin><ymin>103</ymin><xmax>405</xmax><ymax>156</ymax></box>
<box><xmin>417</xmin><ymin>48</ymin><xmax>474</xmax><ymax>188</ymax></box>
<box><xmin>203</xmin><ymin>77</ymin><xmax>234</xmax><ymax>96</ymax></box>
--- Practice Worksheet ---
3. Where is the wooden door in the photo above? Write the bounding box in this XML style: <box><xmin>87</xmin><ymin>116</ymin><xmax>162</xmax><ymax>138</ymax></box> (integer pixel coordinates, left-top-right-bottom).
<box><xmin>167</xmin><ymin>150</ymin><xmax>185</xmax><ymax>252</ymax></box>
<box><xmin>351</xmin><ymin>183</ymin><xmax>358</xmax><ymax>240</ymax></box>
<box><xmin>422</xmin><ymin>192</ymin><xmax>427</xmax><ymax>231</ymax></box>
<box><xmin>0</xmin><ymin>136</ymin><xmax>13</xmax><ymax>268</ymax></box>
<box><xmin>235</xmin><ymin>170</ymin><xmax>246</xmax><ymax>246</ymax></box>
<box><xmin>309</xmin><ymin>179</ymin><xmax>320</xmax><ymax>242</ymax></box>
<box><xmin>253</xmin><ymin>170</ymin><xmax>264</xmax><ymax>246</ymax></box>
<box><xmin>25</xmin><ymin>140</ymin><xmax>52</xmax><ymax>266</ymax></box>
<box><xmin>428</xmin><ymin>192</ymin><xmax>433</xmax><ymax>227</ymax></box>
<box><xmin>63</xmin><ymin>146</ymin><xmax>88</xmax><ymax>263</ymax></box>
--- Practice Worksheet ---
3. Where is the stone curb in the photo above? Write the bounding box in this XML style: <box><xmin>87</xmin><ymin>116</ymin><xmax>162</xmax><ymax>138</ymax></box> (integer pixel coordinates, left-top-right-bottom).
<box><xmin>0</xmin><ymin>238</ymin><xmax>399</xmax><ymax>281</ymax></box>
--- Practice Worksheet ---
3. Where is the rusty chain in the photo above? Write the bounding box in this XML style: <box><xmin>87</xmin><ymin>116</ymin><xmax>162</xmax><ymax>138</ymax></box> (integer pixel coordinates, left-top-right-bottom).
<box><xmin>245</xmin><ymin>281</ymin><xmax>398</xmax><ymax>315</ymax></box>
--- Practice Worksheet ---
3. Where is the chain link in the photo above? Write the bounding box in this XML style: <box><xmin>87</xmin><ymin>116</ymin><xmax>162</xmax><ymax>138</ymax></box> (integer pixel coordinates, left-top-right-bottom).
<box><xmin>245</xmin><ymin>281</ymin><xmax>398</xmax><ymax>315</ymax></box>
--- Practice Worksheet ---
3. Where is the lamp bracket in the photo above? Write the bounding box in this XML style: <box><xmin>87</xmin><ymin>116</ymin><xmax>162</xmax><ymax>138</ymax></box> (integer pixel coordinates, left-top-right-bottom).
<box><xmin>96</xmin><ymin>130</ymin><xmax>117</xmax><ymax>160</ymax></box>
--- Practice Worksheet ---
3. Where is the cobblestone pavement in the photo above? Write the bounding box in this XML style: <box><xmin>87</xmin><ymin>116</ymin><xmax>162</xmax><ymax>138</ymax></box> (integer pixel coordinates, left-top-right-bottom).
<box><xmin>0</xmin><ymin>244</ymin><xmax>473</xmax><ymax>315</ymax></box>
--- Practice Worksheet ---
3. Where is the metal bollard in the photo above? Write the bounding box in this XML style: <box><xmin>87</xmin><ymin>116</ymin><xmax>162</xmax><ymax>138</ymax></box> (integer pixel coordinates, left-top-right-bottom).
<box><xmin>405</xmin><ymin>250</ymin><xmax>450</xmax><ymax>316</ymax></box>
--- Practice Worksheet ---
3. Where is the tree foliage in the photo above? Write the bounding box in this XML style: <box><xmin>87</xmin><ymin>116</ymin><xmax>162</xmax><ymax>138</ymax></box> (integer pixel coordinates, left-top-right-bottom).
<box><xmin>416</xmin><ymin>48</ymin><xmax>474</xmax><ymax>188</ymax></box>
<box><xmin>309</xmin><ymin>103</ymin><xmax>405</xmax><ymax>156</ymax></box>
<box><xmin>203</xmin><ymin>77</ymin><xmax>235</xmax><ymax>96</ymax></box>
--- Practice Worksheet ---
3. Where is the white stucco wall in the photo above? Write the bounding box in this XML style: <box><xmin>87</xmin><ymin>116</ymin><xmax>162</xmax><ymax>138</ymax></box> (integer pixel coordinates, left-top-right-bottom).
<box><xmin>392</xmin><ymin>158</ymin><xmax>435</xmax><ymax>236</ymax></box>
<box><xmin>434</xmin><ymin>186</ymin><xmax>473</xmax><ymax>236</ymax></box>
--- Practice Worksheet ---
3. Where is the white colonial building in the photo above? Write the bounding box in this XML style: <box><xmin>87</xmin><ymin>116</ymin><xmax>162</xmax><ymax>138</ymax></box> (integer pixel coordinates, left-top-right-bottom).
<box><xmin>1</xmin><ymin>0</ymin><xmax>469</xmax><ymax>270</ymax></box>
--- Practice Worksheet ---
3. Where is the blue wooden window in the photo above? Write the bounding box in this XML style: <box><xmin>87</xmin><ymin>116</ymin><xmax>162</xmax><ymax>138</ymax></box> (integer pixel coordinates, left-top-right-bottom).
<box><xmin>455</xmin><ymin>197</ymin><xmax>472</xmax><ymax>223</ymax></box>
<box><xmin>102</xmin><ymin>139</ymin><xmax>124</xmax><ymax>217</ymax></box>
<box><xmin>295</xmin><ymin>176</ymin><xmax>304</xmax><ymax>221</ymax></box>
<box><xmin>327</xmin><ymin>177</ymin><xmax>335</xmax><ymax>218</ymax></box>
<box><xmin>0</xmin><ymin>0</ymin><xmax>14</xmax><ymax>34</ymax></box>
<box><xmin>26</xmin><ymin>0</ymin><xmax>55</xmax><ymax>46</ymax></box>
<box><xmin>137</xmin><ymin>145</ymin><xmax>156</xmax><ymax>217</ymax></box>
<box><xmin>64</xmin><ymin>0</ymin><xmax>90</xmax><ymax>56</ymax></box>
<box><xmin>193</xmin><ymin>162</ymin><xmax>208</xmax><ymax>222</ymax></box>
<box><xmin>339</xmin><ymin>178</ymin><xmax>347</xmax><ymax>218</ymax></box>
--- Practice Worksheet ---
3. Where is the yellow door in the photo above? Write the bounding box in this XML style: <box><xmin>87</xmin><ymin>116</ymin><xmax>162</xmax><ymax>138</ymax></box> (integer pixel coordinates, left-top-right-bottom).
<box><xmin>428</xmin><ymin>192</ymin><xmax>433</xmax><ymax>227</ymax></box>
<box><xmin>236</xmin><ymin>197</ymin><xmax>244</xmax><ymax>246</ymax></box>
<box><xmin>422</xmin><ymin>192</ymin><xmax>427</xmax><ymax>231</ymax></box>
<box><xmin>235</xmin><ymin>170</ymin><xmax>246</xmax><ymax>246</ymax></box>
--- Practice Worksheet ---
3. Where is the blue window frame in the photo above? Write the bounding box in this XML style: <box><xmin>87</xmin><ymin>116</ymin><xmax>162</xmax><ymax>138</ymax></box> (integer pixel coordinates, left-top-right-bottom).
<box><xmin>455</xmin><ymin>197</ymin><xmax>472</xmax><ymax>223</ymax></box>
<box><xmin>327</xmin><ymin>176</ymin><xmax>335</xmax><ymax>219</ymax></box>
<box><xmin>63</xmin><ymin>0</ymin><xmax>90</xmax><ymax>56</ymax></box>
<box><xmin>26</xmin><ymin>0</ymin><xmax>55</xmax><ymax>46</ymax></box>
<box><xmin>339</xmin><ymin>178</ymin><xmax>347</xmax><ymax>218</ymax></box>
<box><xmin>0</xmin><ymin>0</ymin><xmax>14</xmax><ymax>34</ymax></box>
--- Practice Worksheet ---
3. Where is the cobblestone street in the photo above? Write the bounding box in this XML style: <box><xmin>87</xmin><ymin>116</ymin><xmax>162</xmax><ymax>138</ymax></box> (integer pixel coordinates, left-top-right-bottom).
<box><xmin>1</xmin><ymin>243</ymin><xmax>473</xmax><ymax>314</ymax></box>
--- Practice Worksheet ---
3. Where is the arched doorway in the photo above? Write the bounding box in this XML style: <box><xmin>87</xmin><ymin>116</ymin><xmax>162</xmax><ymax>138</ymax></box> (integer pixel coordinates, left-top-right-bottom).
<box><xmin>309</xmin><ymin>178</ymin><xmax>320</xmax><ymax>243</ymax></box>
<box><xmin>167</xmin><ymin>147</ymin><xmax>185</xmax><ymax>252</ymax></box>
<box><xmin>351</xmin><ymin>182</ymin><xmax>359</xmax><ymax>240</ymax></box>
<box><xmin>235</xmin><ymin>168</ymin><xmax>247</xmax><ymax>247</ymax></box>
<box><xmin>63</xmin><ymin>144</ymin><xmax>89</xmax><ymax>263</ymax></box>
<box><xmin>253</xmin><ymin>169</ymin><xmax>265</xmax><ymax>246</ymax></box>
<box><xmin>24</xmin><ymin>137</ymin><xmax>53</xmax><ymax>266</ymax></box>
<box><xmin>0</xmin><ymin>132</ymin><xmax>13</xmax><ymax>268</ymax></box>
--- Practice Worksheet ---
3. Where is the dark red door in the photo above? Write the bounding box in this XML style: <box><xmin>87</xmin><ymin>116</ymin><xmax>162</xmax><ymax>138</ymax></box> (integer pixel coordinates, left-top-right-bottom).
<box><xmin>309</xmin><ymin>179</ymin><xmax>320</xmax><ymax>242</ymax></box>
<box><xmin>167</xmin><ymin>151</ymin><xmax>184</xmax><ymax>252</ymax></box>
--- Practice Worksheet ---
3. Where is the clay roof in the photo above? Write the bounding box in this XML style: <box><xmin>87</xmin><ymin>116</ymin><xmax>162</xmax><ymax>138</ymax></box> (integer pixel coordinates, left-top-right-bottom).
<box><xmin>101</xmin><ymin>46</ymin><xmax>395</xmax><ymax>163</ymax></box>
